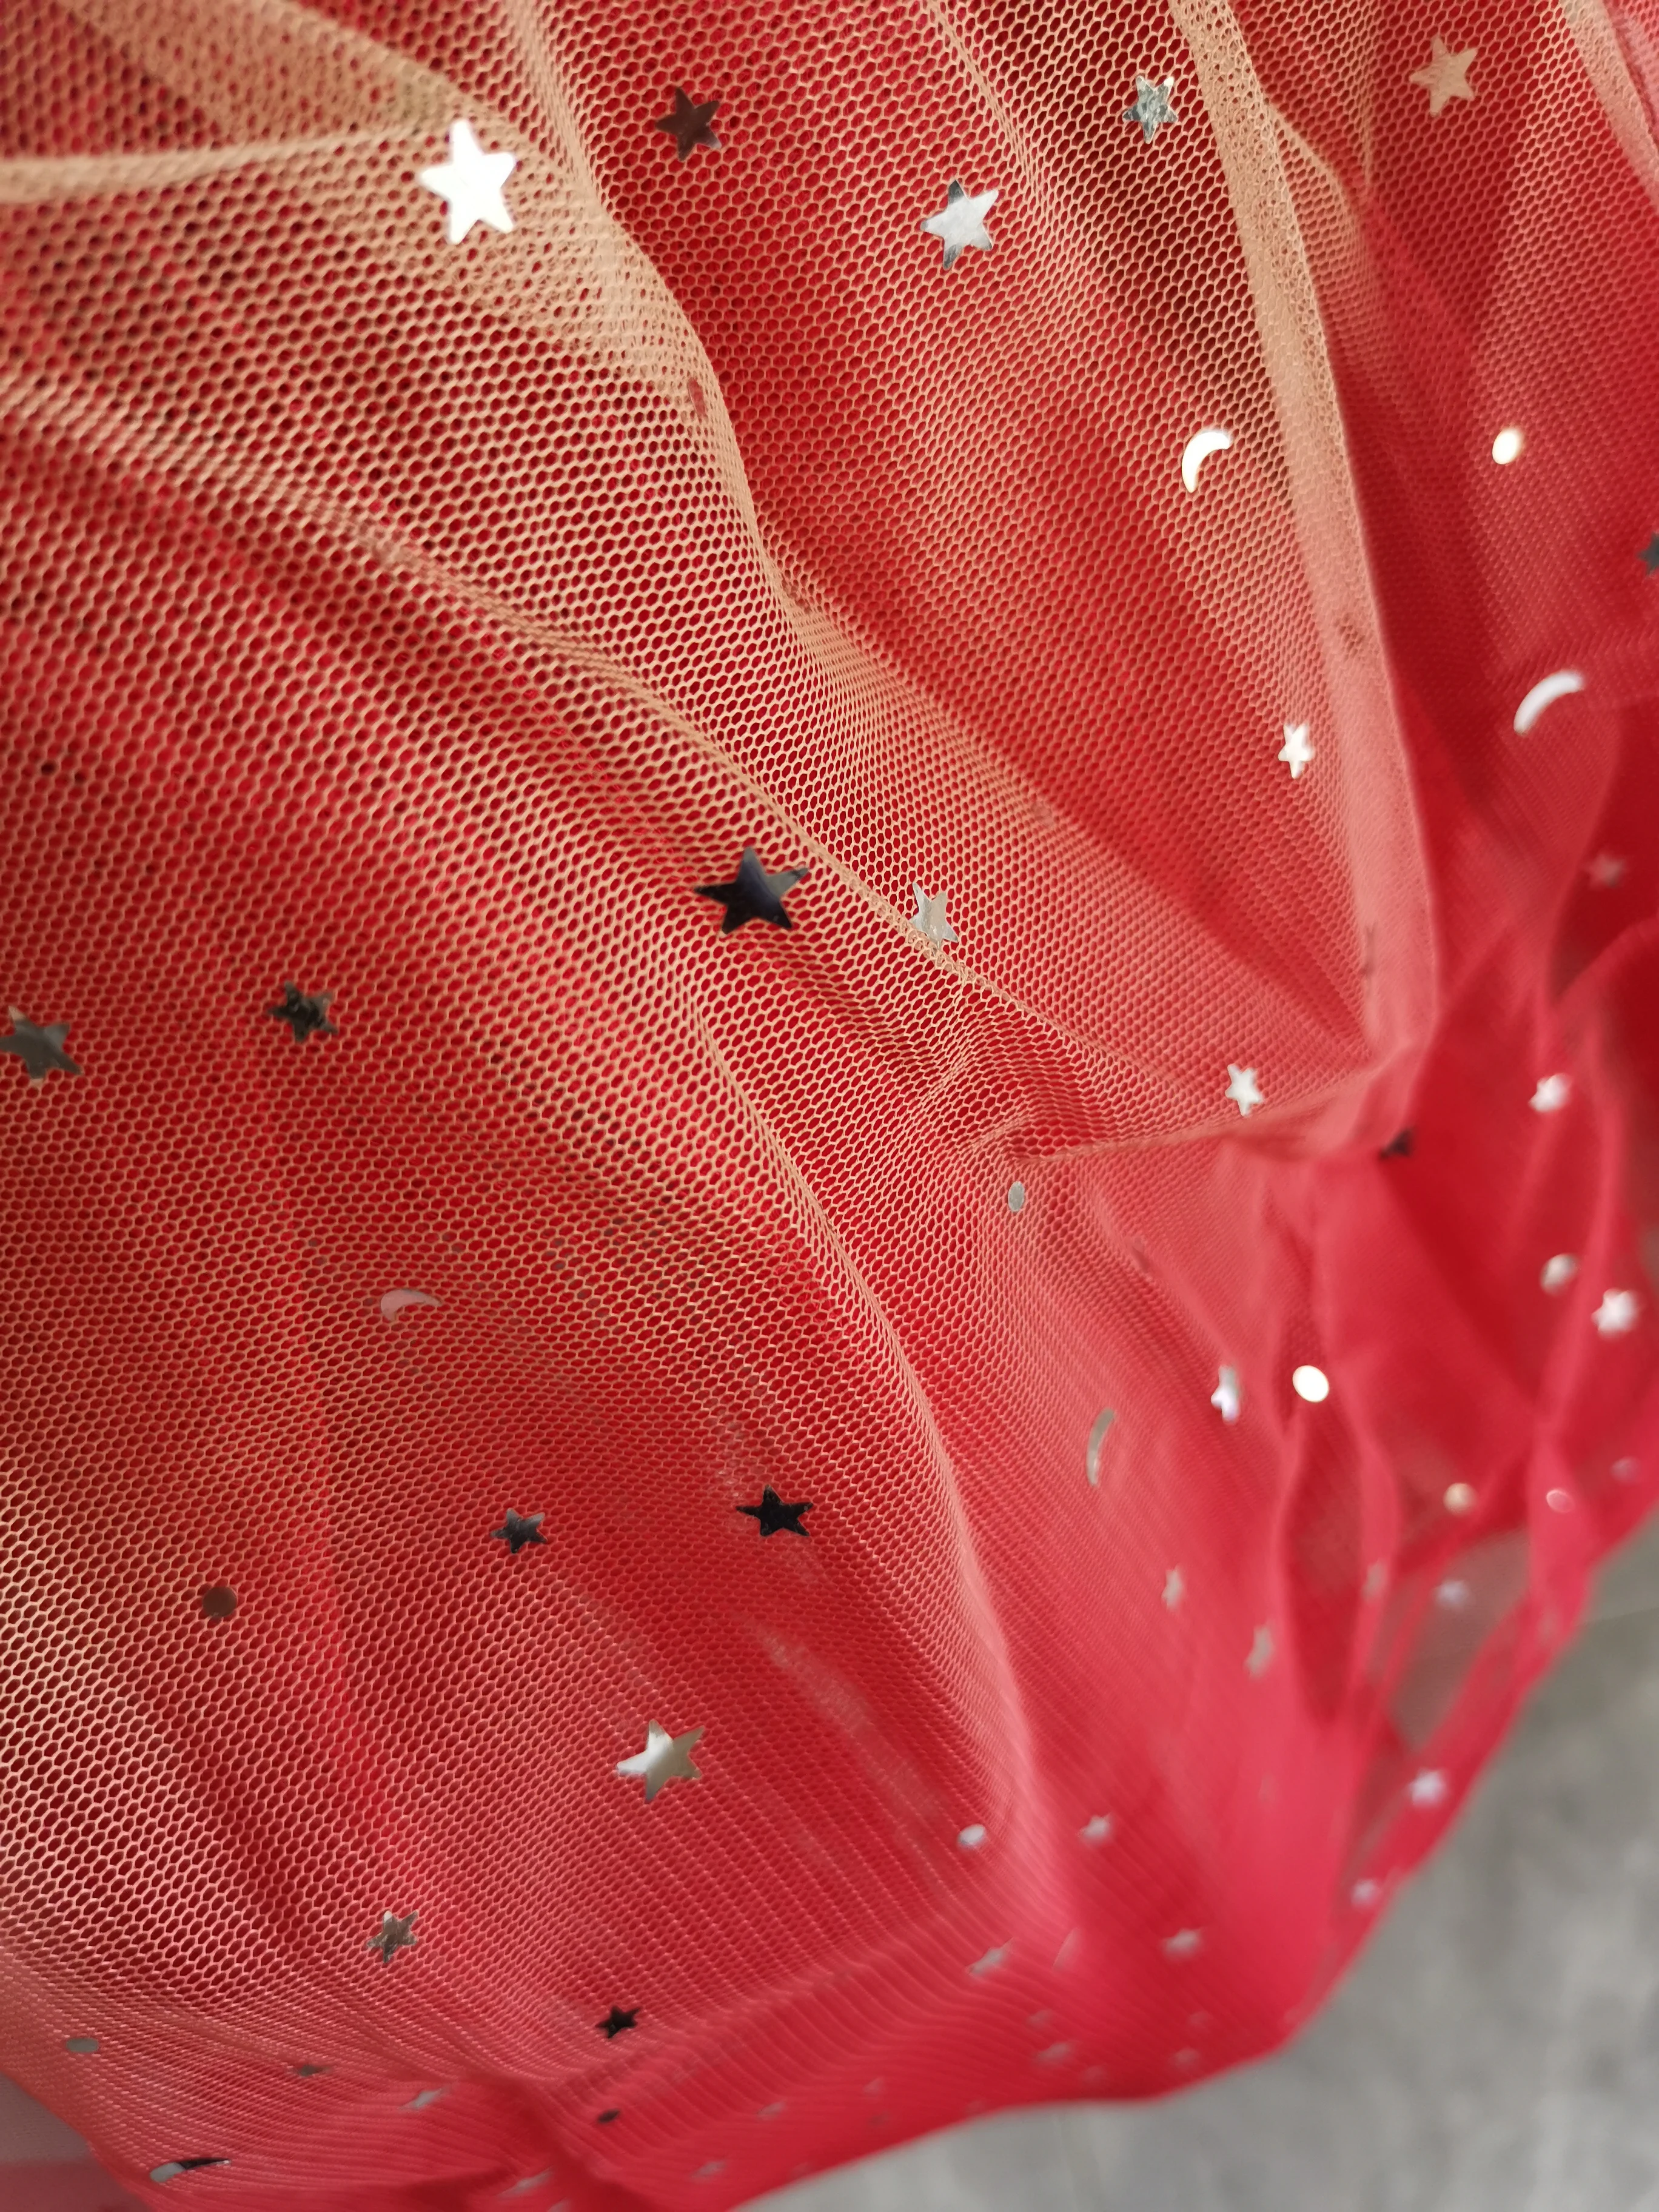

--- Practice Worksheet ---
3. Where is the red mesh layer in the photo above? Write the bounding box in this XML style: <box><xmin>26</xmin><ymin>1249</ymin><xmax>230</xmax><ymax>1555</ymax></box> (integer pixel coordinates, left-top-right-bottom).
<box><xmin>1</xmin><ymin>1</ymin><xmax>1657</xmax><ymax>2207</ymax></box>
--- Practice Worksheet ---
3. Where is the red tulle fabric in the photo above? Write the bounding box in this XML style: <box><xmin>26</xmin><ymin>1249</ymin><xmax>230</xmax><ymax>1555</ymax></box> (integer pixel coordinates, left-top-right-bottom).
<box><xmin>2</xmin><ymin>2</ymin><xmax>1658</xmax><ymax>2207</ymax></box>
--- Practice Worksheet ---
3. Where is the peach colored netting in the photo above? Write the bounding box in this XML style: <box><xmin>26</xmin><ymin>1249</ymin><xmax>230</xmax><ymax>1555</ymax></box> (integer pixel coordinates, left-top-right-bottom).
<box><xmin>1</xmin><ymin>1</ymin><xmax>1657</xmax><ymax>2207</ymax></box>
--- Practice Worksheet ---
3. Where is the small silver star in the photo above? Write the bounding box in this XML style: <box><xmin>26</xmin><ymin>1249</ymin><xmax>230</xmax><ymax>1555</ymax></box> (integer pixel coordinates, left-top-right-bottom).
<box><xmin>1278</xmin><ymin>722</ymin><xmax>1315</xmax><ymax>779</ymax></box>
<box><xmin>1162</xmin><ymin>1928</ymin><xmax>1202</xmax><ymax>1959</ymax></box>
<box><xmin>1410</xmin><ymin>36</ymin><xmax>1476</xmax><ymax>116</ymax></box>
<box><xmin>1123</xmin><ymin>73</ymin><xmax>1178</xmax><ymax>143</ymax></box>
<box><xmin>615</xmin><ymin>1718</ymin><xmax>704</xmax><ymax>1802</ymax></box>
<box><xmin>1435</xmin><ymin>1577</ymin><xmax>1470</xmax><ymax>1610</ymax></box>
<box><xmin>654</xmin><ymin>86</ymin><xmax>722</xmax><ymax>162</ymax></box>
<box><xmin>967</xmin><ymin>1943</ymin><xmax>1010</xmax><ymax>1976</ymax></box>
<box><xmin>267</xmin><ymin>984</ymin><xmax>335</xmax><ymax>1042</ymax></box>
<box><xmin>1245</xmin><ymin>1624</ymin><xmax>1274</xmax><ymax>1677</ymax></box>
<box><xmin>909</xmin><ymin>885</ymin><xmax>957</xmax><ymax>943</ymax></box>
<box><xmin>492</xmin><ymin>1509</ymin><xmax>545</xmax><ymax>1555</ymax></box>
<box><xmin>696</xmin><ymin>846</ymin><xmax>808</xmax><ymax>933</ymax></box>
<box><xmin>1225</xmin><ymin>1064</ymin><xmax>1264</xmax><ymax>1116</ymax></box>
<box><xmin>1079</xmin><ymin>1813</ymin><xmax>1114</xmax><ymax>1845</ymax></box>
<box><xmin>1162</xmin><ymin>1566</ymin><xmax>1184</xmax><ymax>1609</ymax></box>
<box><xmin>1594</xmin><ymin>1287</ymin><xmax>1640</xmax><ymax>1338</ymax></box>
<box><xmin>919</xmin><ymin>179</ymin><xmax>999</xmax><ymax>272</ymax></box>
<box><xmin>1210</xmin><ymin>1364</ymin><xmax>1242</xmax><ymax>1423</ymax></box>
<box><xmin>0</xmin><ymin>1007</ymin><xmax>81</xmax><ymax>1085</ymax></box>
<box><xmin>1540</xmin><ymin>1252</ymin><xmax>1579</xmax><ymax>1293</ymax></box>
<box><xmin>1408</xmin><ymin>1768</ymin><xmax>1448</xmax><ymax>1807</ymax></box>
<box><xmin>418</xmin><ymin>120</ymin><xmax>518</xmax><ymax>244</ymax></box>
<box><xmin>1530</xmin><ymin>1072</ymin><xmax>1570</xmax><ymax>1113</ymax></box>
<box><xmin>367</xmin><ymin>1910</ymin><xmax>418</xmax><ymax>1965</ymax></box>
<box><xmin>1587</xmin><ymin>852</ymin><xmax>1627</xmax><ymax>887</ymax></box>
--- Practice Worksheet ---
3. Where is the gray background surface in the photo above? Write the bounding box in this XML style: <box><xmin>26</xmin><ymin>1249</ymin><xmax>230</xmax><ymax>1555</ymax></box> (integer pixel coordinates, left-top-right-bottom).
<box><xmin>6</xmin><ymin>1520</ymin><xmax>1659</xmax><ymax>2210</ymax></box>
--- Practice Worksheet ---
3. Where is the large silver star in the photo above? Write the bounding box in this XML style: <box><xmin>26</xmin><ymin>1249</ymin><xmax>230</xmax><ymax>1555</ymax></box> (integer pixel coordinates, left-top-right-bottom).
<box><xmin>366</xmin><ymin>1910</ymin><xmax>418</xmax><ymax>1965</ymax></box>
<box><xmin>615</xmin><ymin>1718</ymin><xmax>704</xmax><ymax>1802</ymax></box>
<box><xmin>919</xmin><ymin>180</ymin><xmax>998</xmax><ymax>272</ymax></box>
<box><xmin>1122</xmin><ymin>73</ymin><xmax>1178</xmax><ymax>144</ymax></box>
<box><xmin>0</xmin><ymin>1008</ymin><xmax>80</xmax><ymax>1085</ymax></box>
<box><xmin>418</xmin><ymin>120</ymin><xmax>518</xmax><ymax>244</ymax></box>
<box><xmin>909</xmin><ymin>885</ymin><xmax>957</xmax><ymax>943</ymax></box>
<box><xmin>1409</xmin><ymin>36</ymin><xmax>1476</xmax><ymax>116</ymax></box>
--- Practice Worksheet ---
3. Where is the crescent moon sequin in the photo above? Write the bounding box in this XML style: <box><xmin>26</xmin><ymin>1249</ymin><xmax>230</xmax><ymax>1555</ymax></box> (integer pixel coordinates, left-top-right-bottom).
<box><xmin>1085</xmin><ymin>1407</ymin><xmax>1116</xmax><ymax>1485</ymax></box>
<box><xmin>1181</xmin><ymin>426</ymin><xmax>1233</xmax><ymax>492</ymax></box>
<box><xmin>1512</xmin><ymin>668</ymin><xmax>1584</xmax><ymax>733</ymax></box>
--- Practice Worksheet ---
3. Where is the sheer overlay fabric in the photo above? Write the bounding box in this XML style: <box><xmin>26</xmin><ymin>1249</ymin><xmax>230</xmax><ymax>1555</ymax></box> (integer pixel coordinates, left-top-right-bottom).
<box><xmin>1</xmin><ymin>1</ymin><xmax>1658</xmax><ymax>2206</ymax></box>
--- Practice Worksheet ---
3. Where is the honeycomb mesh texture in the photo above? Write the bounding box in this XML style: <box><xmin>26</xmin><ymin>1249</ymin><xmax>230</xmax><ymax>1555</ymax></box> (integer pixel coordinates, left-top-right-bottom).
<box><xmin>1</xmin><ymin>1</ymin><xmax>1658</xmax><ymax>2207</ymax></box>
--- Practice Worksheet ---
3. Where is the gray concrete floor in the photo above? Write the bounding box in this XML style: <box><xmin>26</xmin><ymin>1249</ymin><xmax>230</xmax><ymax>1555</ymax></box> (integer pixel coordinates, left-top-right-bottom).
<box><xmin>759</xmin><ymin>1517</ymin><xmax>1659</xmax><ymax>2211</ymax></box>
<box><xmin>5</xmin><ymin>1521</ymin><xmax>1659</xmax><ymax>2210</ymax></box>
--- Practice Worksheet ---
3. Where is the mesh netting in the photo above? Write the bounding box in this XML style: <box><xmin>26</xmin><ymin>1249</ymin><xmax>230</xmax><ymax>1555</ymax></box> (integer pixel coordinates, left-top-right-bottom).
<box><xmin>1</xmin><ymin>1</ymin><xmax>1658</xmax><ymax>2206</ymax></box>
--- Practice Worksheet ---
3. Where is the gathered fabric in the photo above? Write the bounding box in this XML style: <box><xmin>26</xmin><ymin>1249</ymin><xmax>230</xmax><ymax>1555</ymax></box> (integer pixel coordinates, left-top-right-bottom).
<box><xmin>1</xmin><ymin>1</ymin><xmax>1657</xmax><ymax>2205</ymax></box>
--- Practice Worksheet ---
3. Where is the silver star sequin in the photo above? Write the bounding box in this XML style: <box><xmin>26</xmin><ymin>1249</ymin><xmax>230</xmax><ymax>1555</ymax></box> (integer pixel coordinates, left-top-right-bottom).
<box><xmin>1278</xmin><ymin>722</ymin><xmax>1315</xmax><ymax>779</ymax></box>
<box><xmin>1122</xmin><ymin>73</ymin><xmax>1178</xmax><ymax>144</ymax></box>
<box><xmin>267</xmin><ymin>984</ymin><xmax>337</xmax><ymax>1043</ymax></box>
<box><xmin>615</xmin><ymin>1718</ymin><xmax>704</xmax><ymax>1802</ymax></box>
<box><xmin>1224</xmin><ymin>1064</ymin><xmax>1264</xmax><ymax>1116</ymax></box>
<box><xmin>909</xmin><ymin>885</ymin><xmax>957</xmax><ymax>943</ymax></box>
<box><xmin>919</xmin><ymin>180</ymin><xmax>999</xmax><ymax>272</ymax></box>
<box><xmin>366</xmin><ymin>1910</ymin><xmax>418</xmax><ymax>1965</ymax></box>
<box><xmin>418</xmin><ymin>120</ymin><xmax>518</xmax><ymax>244</ymax></box>
<box><xmin>1409</xmin><ymin>36</ymin><xmax>1476</xmax><ymax>116</ymax></box>
<box><xmin>0</xmin><ymin>1007</ymin><xmax>81</xmax><ymax>1085</ymax></box>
